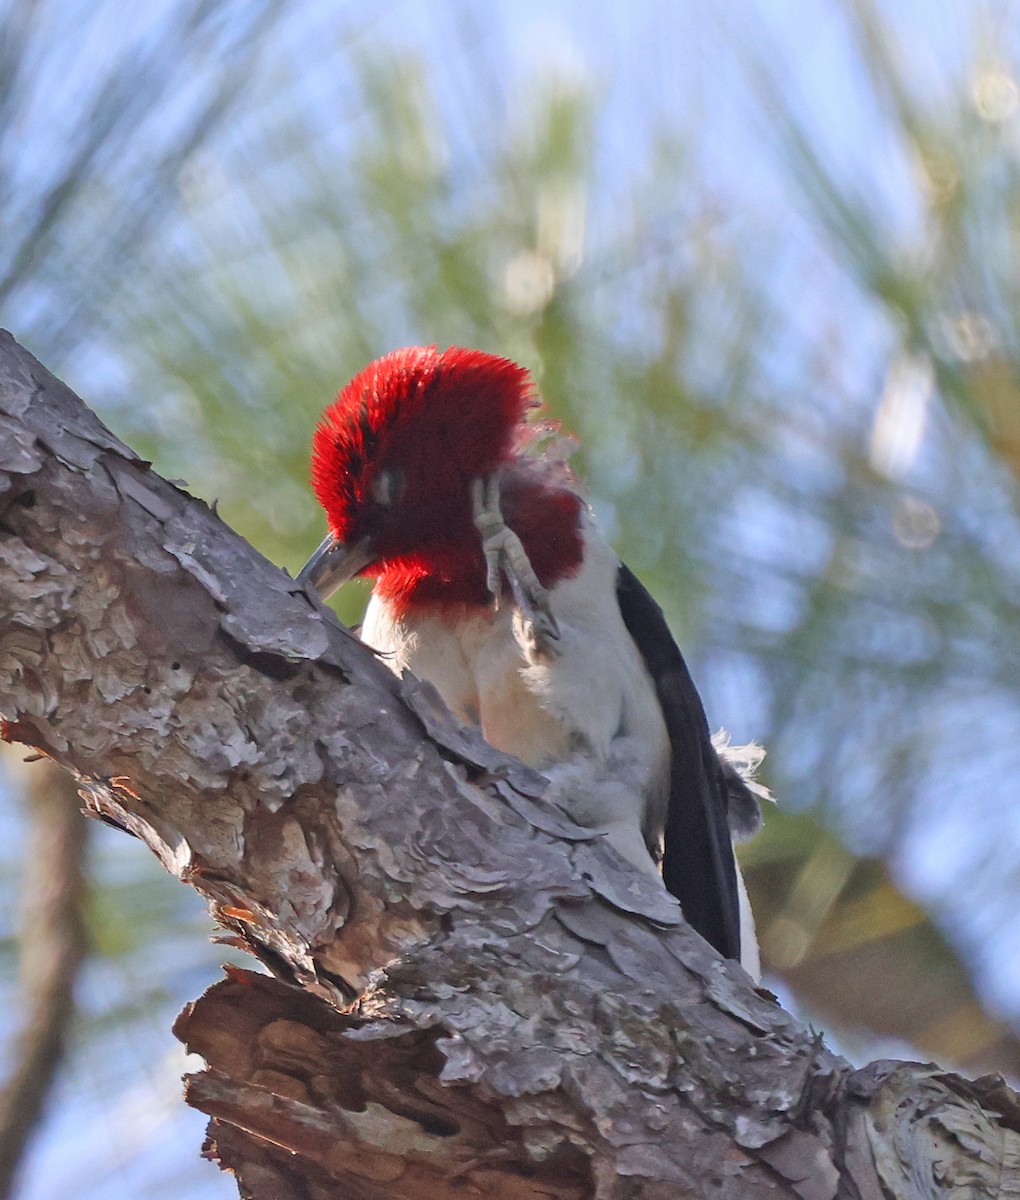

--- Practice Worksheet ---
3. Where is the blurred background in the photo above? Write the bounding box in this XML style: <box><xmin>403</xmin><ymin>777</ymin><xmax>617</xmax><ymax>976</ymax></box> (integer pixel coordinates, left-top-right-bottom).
<box><xmin>3</xmin><ymin>0</ymin><xmax>1020</xmax><ymax>1195</ymax></box>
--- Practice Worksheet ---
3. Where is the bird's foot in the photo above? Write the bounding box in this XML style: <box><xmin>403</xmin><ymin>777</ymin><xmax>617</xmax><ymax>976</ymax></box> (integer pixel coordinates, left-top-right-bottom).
<box><xmin>471</xmin><ymin>475</ymin><xmax>560</xmax><ymax>655</ymax></box>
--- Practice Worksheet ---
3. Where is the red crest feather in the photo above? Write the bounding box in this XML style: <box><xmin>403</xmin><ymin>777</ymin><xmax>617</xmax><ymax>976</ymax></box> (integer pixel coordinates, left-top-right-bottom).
<box><xmin>311</xmin><ymin>346</ymin><xmax>535</xmax><ymax>542</ymax></box>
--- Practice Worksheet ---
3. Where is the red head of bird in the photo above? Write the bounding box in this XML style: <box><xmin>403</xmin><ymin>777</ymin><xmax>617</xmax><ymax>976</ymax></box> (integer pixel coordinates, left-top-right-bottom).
<box><xmin>300</xmin><ymin>346</ymin><xmax>584</xmax><ymax>613</ymax></box>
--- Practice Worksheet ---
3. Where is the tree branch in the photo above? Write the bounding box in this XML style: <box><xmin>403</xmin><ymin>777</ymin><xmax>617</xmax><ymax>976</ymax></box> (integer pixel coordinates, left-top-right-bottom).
<box><xmin>0</xmin><ymin>754</ymin><xmax>88</xmax><ymax>1200</ymax></box>
<box><xmin>1</xmin><ymin>327</ymin><xmax>1018</xmax><ymax>1198</ymax></box>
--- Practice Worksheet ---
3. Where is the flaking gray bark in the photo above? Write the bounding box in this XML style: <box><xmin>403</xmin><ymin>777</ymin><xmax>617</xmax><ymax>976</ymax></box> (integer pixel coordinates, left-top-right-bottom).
<box><xmin>1</xmin><ymin>327</ymin><xmax>1019</xmax><ymax>1199</ymax></box>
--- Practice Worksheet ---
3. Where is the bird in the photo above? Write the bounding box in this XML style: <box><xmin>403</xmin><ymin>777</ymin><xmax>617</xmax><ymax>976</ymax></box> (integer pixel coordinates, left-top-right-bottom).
<box><xmin>297</xmin><ymin>345</ymin><xmax>766</xmax><ymax>977</ymax></box>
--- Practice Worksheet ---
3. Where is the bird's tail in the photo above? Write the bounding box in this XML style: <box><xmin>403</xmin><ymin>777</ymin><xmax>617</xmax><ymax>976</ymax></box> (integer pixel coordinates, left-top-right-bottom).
<box><xmin>712</xmin><ymin>730</ymin><xmax>773</xmax><ymax>840</ymax></box>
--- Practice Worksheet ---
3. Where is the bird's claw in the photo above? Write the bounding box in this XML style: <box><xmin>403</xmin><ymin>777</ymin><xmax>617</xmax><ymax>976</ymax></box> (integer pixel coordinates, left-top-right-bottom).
<box><xmin>471</xmin><ymin>475</ymin><xmax>560</xmax><ymax>655</ymax></box>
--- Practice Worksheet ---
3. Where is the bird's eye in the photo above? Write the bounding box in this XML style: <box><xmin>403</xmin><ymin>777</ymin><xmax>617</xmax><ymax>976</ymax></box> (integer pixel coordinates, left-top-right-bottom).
<box><xmin>370</xmin><ymin>467</ymin><xmax>405</xmax><ymax>507</ymax></box>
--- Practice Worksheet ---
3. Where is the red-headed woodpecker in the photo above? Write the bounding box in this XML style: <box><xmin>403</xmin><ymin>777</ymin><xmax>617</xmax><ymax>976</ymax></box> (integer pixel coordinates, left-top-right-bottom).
<box><xmin>298</xmin><ymin>346</ymin><xmax>766</xmax><ymax>977</ymax></box>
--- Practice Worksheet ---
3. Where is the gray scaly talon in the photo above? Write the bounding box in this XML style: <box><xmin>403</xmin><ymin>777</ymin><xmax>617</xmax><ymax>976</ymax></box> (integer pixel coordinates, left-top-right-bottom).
<box><xmin>471</xmin><ymin>474</ymin><xmax>560</xmax><ymax>653</ymax></box>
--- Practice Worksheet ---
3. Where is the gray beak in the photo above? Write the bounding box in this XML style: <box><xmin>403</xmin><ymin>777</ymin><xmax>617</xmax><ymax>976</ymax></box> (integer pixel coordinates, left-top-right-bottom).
<box><xmin>296</xmin><ymin>533</ymin><xmax>375</xmax><ymax>600</ymax></box>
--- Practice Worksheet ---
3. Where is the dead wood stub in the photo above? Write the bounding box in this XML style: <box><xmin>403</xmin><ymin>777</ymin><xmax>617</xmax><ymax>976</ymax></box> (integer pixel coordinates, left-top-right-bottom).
<box><xmin>178</xmin><ymin>969</ymin><xmax>592</xmax><ymax>1199</ymax></box>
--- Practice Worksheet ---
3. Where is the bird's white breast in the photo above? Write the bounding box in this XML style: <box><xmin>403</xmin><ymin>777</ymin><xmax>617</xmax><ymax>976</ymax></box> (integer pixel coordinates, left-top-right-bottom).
<box><xmin>360</xmin><ymin>515</ymin><xmax>671</xmax><ymax>872</ymax></box>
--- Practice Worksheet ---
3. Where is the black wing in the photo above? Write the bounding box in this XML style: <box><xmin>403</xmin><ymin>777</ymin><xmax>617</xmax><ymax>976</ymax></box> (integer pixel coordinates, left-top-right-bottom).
<box><xmin>616</xmin><ymin>563</ymin><xmax>742</xmax><ymax>961</ymax></box>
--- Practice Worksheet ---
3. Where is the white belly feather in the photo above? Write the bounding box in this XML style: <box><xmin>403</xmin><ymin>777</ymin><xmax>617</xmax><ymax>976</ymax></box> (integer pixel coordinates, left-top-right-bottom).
<box><xmin>360</xmin><ymin>517</ymin><xmax>671</xmax><ymax>876</ymax></box>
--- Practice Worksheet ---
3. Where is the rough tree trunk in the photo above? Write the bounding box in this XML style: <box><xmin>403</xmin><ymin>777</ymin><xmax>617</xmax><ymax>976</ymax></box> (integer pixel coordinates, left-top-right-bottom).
<box><xmin>0</xmin><ymin>751</ymin><xmax>88</xmax><ymax>1200</ymax></box>
<box><xmin>1</xmin><ymin>329</ymin><xmax>1019</xmax><ymax>1199</ymax></box>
